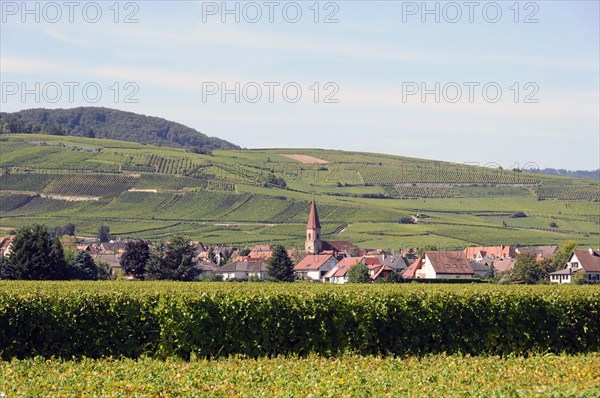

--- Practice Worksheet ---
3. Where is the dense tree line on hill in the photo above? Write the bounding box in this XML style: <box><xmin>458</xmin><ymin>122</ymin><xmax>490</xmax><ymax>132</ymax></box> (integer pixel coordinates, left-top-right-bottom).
<box><xmin>532</xmin><ymin>168</ymin><xmax>600</xmax><ymax>180</ymax></box>
<box><xmin>0</xmin><ymin>107</ymin><xmax>239</xmax><ymax>152</ymax></box>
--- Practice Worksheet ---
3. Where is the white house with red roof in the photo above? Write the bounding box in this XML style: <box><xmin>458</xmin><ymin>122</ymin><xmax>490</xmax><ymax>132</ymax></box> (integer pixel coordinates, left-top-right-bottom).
<box><xmin>0</xmin><ymin>235</ymin><xmax>15</xmax><ymax>257</ymax></box>
<box><xmin>403</xmin><ymin>250</ymin><xmax>474</xmax><ymax>279</ymax></box>
<box><xmin>322</xmin><ymin>256</ymin><xmax>365</xmax><ymax>284</ymax></box>
<box><xmin>550</xmin><ymin>249</ymin><xmax>600</xmax><ymax>284</ymax></box>
<box><xmin>294</xmin><ymin>254</ymin><xmax>338</xmax><ymax>281</ymax></box>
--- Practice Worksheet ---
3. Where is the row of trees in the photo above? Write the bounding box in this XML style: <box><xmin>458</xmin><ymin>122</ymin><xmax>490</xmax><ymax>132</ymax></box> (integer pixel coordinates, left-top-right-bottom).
<box><xmin>120</xmin><ymin>239</ymin><xmax>296</xmax><ymax>282</ymax></box>
<box><xmin>0</xmin><ymin>225</ymin><xmax>109</xmax><ymax>280</ymax></box>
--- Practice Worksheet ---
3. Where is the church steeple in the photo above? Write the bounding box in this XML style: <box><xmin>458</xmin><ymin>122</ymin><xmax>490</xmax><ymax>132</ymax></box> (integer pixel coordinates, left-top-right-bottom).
<box><xmin>305</xmin><ymin>196</ymin><xmax>322</xmax><ymax>254</ymax></box>
<box><xmin>307</xmin><ymin>196</ymin><xmax>321</xmax><ymax>229</ymax></box>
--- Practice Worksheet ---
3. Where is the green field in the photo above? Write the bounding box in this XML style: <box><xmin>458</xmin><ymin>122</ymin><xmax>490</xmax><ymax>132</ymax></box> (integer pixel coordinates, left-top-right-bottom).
<box><xmin>1</xmin><ymin>134</ymin><xmax>598</xmax><ymax>248</ymax></box>
<box><xmin>2</xmin><ymin>354</ymin><xmax>598</xmax><ymax>397</ymax></box>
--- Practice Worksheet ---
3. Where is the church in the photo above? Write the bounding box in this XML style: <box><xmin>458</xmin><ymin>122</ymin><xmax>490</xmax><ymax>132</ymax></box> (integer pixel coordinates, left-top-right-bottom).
<box><xmin>305</xmin><ymin>198</ymin><xmax>358</xmax><ymax>258</ymax></box>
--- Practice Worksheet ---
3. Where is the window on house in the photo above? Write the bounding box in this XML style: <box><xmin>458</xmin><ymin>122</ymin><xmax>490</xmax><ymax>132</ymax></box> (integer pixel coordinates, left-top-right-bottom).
<box><xmin>308</xmin><ymin>233</ymin><xmax>312</xmax><ymax>240</ymax></box>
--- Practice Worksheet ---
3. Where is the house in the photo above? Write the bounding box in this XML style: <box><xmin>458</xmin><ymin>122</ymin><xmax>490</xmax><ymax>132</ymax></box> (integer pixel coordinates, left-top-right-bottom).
<box><xmin>0</xmin><ymin>235</ymin><xmax>15</xmax><ymax>257</ymax></box>
<box><xmin>305</xmin><ymin>198</ymin><xmax>360</xmax><ymax>258</ymax></box>
<box><xmin>470</xmin><ymin>261</ymin><xmax>491</xmax><ymax>278</ymax></box>
<box><xmin>194</xmin><ymin>260</ymin><xmax>219</xmax><ymax>276</ymax></box>
<box><xmin>549</xmin><ymin>249</ymin><xmax>600</xmax><ymax>284</ymax></box>
<box><xmin>92</xmin><ymin>252</ymin><xmax>122</xmax><ymax>273</ymax></box>
<box><xmin>368</xmin><ymin>264</ymin><xmax>395</xmax><ymax>281</ymax></box>
<box><xmin>247</xmin><ymin>245</ymin><xmax>274</xmax><ymax>260</ymax></box>
<box><xmin>403</xmin><ymin>250</ymin><xmax>474</xmax><ymax>279</ymax></box>
<box><xmin>99</xmin><ymin>240</ymin><xmax>130</xmax><ymax>254</ymax></box>
<box><xmin>215</xmin><ymin>260</ymin><xmax>268</xmax><ymax>280</ymax></box>
<box><xmin>322</xmin><ymin>256</ymin><xmax>365</xmax><ymax>284</ymax></box>
<box><xmin>382</xmin><ymin>255</ymin><xmax>410</xmax><ymax>274</ymax></box>
<box><xmin>515</xmin><ymin>246</ymin><xmax>558</xmax><ymax>262</ymax></box>
<box><xmin>294</xmin><ymin>254</ymin><xmax>338</xmax><ymax>281</ymax></box>
<box><xmin>199</xmin><ymin>245</ymin><xmax>236</xmax><ymax>264</ymax></box>
<box><xmin>492</xmin><ymin>258</ymin><xmax>515</xmax><ymax>274</ymax></box>
<box><xmin>464</xmin><ymin>245</ymin><xmax>514</xmax><ymax>261</ymax></box>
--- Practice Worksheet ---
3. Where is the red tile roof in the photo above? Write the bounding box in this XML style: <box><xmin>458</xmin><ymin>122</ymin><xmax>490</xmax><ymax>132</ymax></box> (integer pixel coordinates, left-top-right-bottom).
<box><xmin>0</xmin><ymin>235</ymin><xmax>15</xmax><ymax>256</ymax></box>
<box><xmin>336</xmin><ymin>257</ymin><xmax>363</xmax><ymax>268</ymax></box>
<box><xmin>493</xmin><ymin>258</ymin><xmax>515</xmax><ymax>273</ymax></box>
<box><xmin>463</xmin><ymin>245</ymin><xmax>513</xmax><ymax>259</ymax></box>
<box><xmin>425</xmin><ymin>251</ymin><xmax>473</xmax><ymax>275</ymax></box>
<box><xmin>294</xmin><ymin>254</ymin><xmax>335</xmax><ymax>271</ymax></box>
<box><xmin>322</xmin><ymin>241</ymin><xmax>355</xmax><ymax>253</ymax></box>
<box><xmin>363</xmin><ymin>256</ymin><xmax>381</xmax><ymax>266</ymax></box>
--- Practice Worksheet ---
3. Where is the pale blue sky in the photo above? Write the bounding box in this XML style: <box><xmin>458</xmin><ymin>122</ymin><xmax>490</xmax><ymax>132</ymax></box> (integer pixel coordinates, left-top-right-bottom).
<box><xmin>1</xmin><ymin>1</ymin><xmax>599</xmax><ymax>169</ymax></box>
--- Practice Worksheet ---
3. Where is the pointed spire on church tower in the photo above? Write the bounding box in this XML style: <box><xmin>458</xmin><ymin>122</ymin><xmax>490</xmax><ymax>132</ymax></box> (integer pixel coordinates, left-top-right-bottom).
<box><xmin>307</xmin><ymin>195</ymin><xmax>321</xmax><ymax>229</ymax></box>
<box><xmin>305</xmin><ymin>195</ymin><xmax>322</xmax><ymax>254</ymax></box>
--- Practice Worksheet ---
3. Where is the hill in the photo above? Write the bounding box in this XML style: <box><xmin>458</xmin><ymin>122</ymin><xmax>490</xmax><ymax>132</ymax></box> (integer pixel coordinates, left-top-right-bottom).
<box><xmin>0</xmin><ymin>107</ymin><xmax>239</xmax><ymax>152</ymax></box>
<box><xmin>0</xmin><ymin>134</ymin><xmax>598</xmax><ymax>249</ymax></box>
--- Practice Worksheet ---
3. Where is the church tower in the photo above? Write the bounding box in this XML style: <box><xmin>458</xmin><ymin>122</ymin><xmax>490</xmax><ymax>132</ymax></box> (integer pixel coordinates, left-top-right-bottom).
<box><xmin>305</xmin><ymin>197</ymin><xmax>322</xmax><ymax>254</ymax></box>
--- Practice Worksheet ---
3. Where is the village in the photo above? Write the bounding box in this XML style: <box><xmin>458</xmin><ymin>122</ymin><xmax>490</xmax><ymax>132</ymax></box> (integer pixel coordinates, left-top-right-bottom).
<box><xmin>2</xmin><ymin>198</ymin><xmax>597</xmax><ymax>284</ymax></box>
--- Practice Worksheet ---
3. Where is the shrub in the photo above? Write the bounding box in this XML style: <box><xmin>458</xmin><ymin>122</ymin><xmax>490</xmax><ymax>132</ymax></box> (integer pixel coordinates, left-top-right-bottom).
<box><xmin>0</xmin><ymin>282</ymin><xmax>598</xmax><ymax>359</ymax></box>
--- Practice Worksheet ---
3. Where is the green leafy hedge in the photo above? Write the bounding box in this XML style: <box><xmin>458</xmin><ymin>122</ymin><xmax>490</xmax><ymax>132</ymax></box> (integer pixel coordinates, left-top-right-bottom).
<box><xmin>1</xmin><ymin>282</ymin><xmax>598</xmax><ymax>359</ymax></box>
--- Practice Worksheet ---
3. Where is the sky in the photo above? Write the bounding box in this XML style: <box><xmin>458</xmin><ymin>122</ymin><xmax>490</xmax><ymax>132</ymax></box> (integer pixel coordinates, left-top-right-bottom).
<box><xmin>1</xmin><ymin>0</ymin><xmax>599</xmax><ymax>170</ymax></box>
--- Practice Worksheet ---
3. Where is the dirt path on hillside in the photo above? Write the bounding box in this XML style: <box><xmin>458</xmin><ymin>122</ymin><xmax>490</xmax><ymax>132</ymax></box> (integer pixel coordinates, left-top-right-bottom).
<box><xmin>280</xmin><ymin>154</ymin><xmax>330</xmax><ymax>164</ymax></box>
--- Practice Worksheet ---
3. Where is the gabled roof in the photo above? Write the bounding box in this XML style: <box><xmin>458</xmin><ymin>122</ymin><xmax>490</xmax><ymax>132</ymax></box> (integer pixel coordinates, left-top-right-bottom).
<box><xmin>323</xmin><ymin>258</ymin><xmax>363</xmax><ymax>279</ymax></box>
<box><xmin>307</xmin><ymin>198</ymin><xmax>321</xmax><ymax>229</ymax></box>
<box><xmin>402</xmin><ymin>260</ymin><xmax>419</xmax><ymax>279</ymax></box>
<box><xmin>194</xmin><ymin>261</ymin><xmax>219</xmax><ymax>272</ymax></box>
<box><xmin>371</xmin><ymin>264</ymin><xmax>394</xmax><ymax>280</ymax></box>
<box><xmin>336</xmin><ymin>257</ymin><xmax>363</xmax><ymax>267</ymax></box>
<box><xmin>470</xmin><ymin>262</ymin><xmax>490</xmax><ymax>273</ymax></box>
<box><xmin>362</xmin><ymin>256</ymin><xmax>381</xmax><ymax>266</ymax></box>
<box><xmin>425</xmin><ymin>251</ymin><xmax>473</xmax><ymax>275</ymax></box>
<box><xmin>463</xmin><ymin>245</ymin><xmax>513</xmax><ymax>259</ymax></box>
<box><xmin>216</xmin><ymin>261</ymin><xmax>268</xmax><ymax>273</ymax></box>
<box><xmin>383</xmin><ymin>255</ymin><xmax>409</xmax><ymax>269</ymax></box>
<box><xmin>295</xmin><ymin>254</ymin><xmax>336</xmax><ymax>271</ymax></box>
<box><xmin>516</xmin><ymin>246</ymin><xmax>558</xmax><ymax>260</ymax></box>
<box><xmin>0</xmin><ymin>235</ymin><xmax>15</xmax><ymax>256</ymax></box>
<box><xmin>250</xmin><ymin>245</ymin><xmax>273</xmax><ymax>252</ymax></box>
<box><xmin>493</xmin><ymin>258</ymin><xmax>515</xmax><ymax>273</ymax></box>
<box><xmin>570</xmin><ymin>250</ymin><xmax>600</xmax><ymax>272</ymax></box>
<box><xmin>322</xmin><ymin>241</ymin><xmax>355</xmax><ymax>253</ymax></box>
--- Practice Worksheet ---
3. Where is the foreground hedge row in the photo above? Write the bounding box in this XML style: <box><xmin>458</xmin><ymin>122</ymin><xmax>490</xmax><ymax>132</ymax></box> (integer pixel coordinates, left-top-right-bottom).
<box><xmin>2</xmin><ymin>354</ymin><xmax>599</xmax><ymax>397</ymax></box>
<box><xmin>0</xmin><ymin>282</ymin><xmax>599</xmax><ymax>359</ymax></box>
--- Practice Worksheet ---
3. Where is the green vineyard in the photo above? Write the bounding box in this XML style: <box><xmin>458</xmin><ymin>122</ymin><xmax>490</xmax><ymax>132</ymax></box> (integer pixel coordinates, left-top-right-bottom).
<box><xmin>357</xmin><ymin>165</ymin><xmax>541</xmax><ymax>185</ymax></box>
<box><xmin>44</xmin><ymin>175</ymin><xmax>136</xmax><ymax>198</ymax></box>
<box><xmin>536</xmin><ymin>186</ymin><xmax>600</xmax><ymax>201</ymax></box>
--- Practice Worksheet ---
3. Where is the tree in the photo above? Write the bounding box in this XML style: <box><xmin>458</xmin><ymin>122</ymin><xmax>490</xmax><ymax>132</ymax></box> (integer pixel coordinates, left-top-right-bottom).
<box><xmin>347</xmin><ymin>263</ymin><xmax>370</xmax><ymax>283</ymax></box>
<box><xmin>509</xmin><ymin>253</ymin><xmax>546</xmax><ymax>284</ymax></box>
<box><xmin>550</xmin><ymin>241</ymin><xmax>577</xmax><ymax>272</ymax></box>
<box><xmin>267</xmin><ymin>245</ymin><xmax>295</xmax><ymax>282</ymax></box>
<box><xmin>67</xmin><ymin>251</ymin><xmax>99</xmax><ymax>280</ymax></box>
<box><xmin>0</xmin><ymin>256</ymin><xmax>16</xmax><ymax>280</ymax></box>
<box><xmin>572</xmin><ymin>271</ymin><xmax>587</xmax><ymax>285</ymax></box>
<box><xmin>98</xmin><ymin>225</ymin><xmax>111</xmax><ymax>243</ymax></box>
<box><xmin>120</xmin><ymin>240</ymin><xmax>150</xmax><ymax>278</ymax></box>
<box><xmin>6</xmin><ymin>225</ymin><xmax>67</xmax><ymax>280</ymax></box>
<box><xmin>398</xmin><ymin>217</ymin><xmax>415</xmax><ymax>224</ymax></box>
<box><xmin>406</xmin><ymin>248</ymin><xmax>417</xmax><ymax>260</ymax></box>
<box><xmin>54</xmin><ymin>223</ymin><xmax>76</xmax><ymax>237</ymax></box>
<box><xmin>146</xmin><ymin>236</ymin><xmax>198</xmax><ymax>281</ymax></box>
